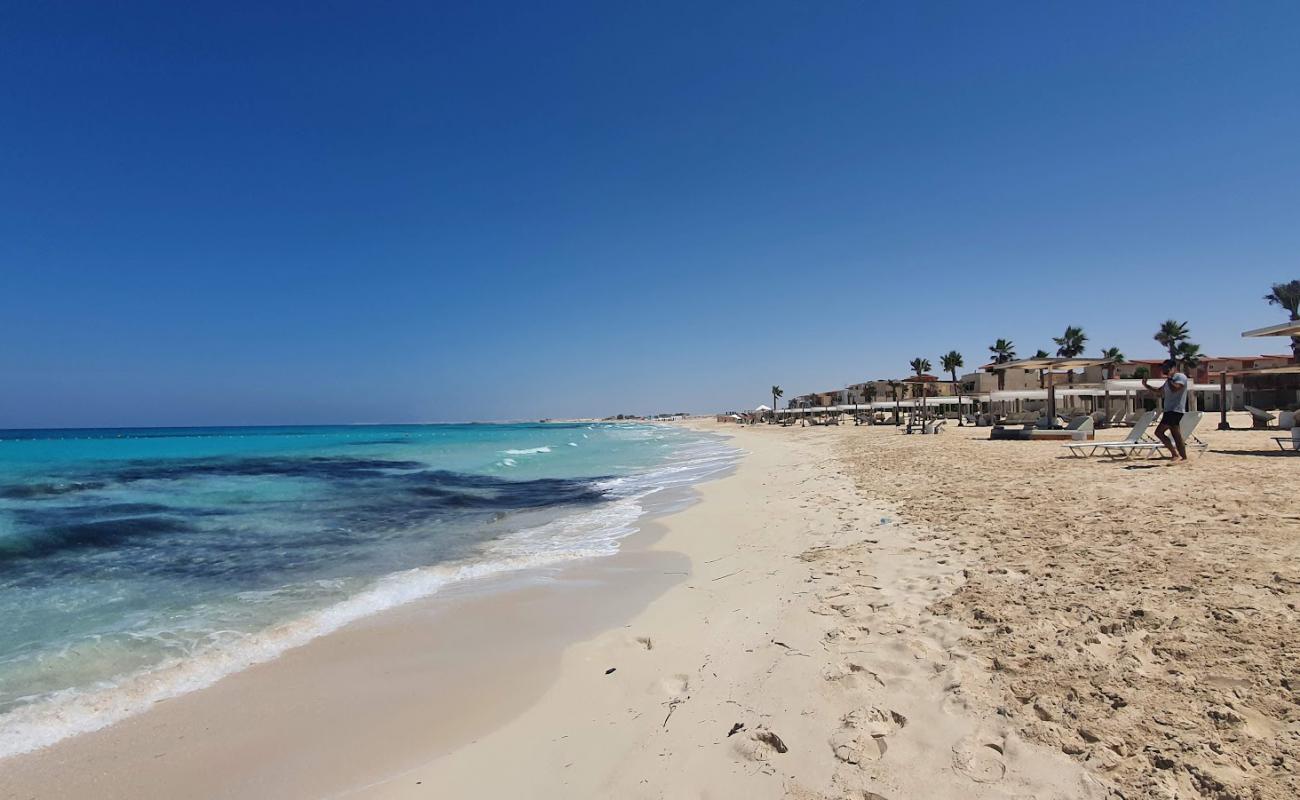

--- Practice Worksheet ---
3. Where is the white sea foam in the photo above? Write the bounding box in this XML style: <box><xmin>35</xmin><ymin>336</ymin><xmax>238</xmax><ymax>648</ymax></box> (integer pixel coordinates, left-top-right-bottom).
<box><xmin>0</xmin><ymin>552</ymin><xmax>591</xmax><ymax>759</ymax></box>
<box><xmin>0</xmin><ymin>427</ymin><xmax>737</xmax><ymax>761</ymax></box>
<box><xmin>502</xmin><ymin>446</ymin><xmax>551</xmax><ymax>455</ymax></box>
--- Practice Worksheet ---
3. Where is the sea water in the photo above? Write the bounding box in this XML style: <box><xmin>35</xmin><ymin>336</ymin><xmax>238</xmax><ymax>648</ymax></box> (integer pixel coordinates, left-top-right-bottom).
<box><xmin>0</xmin><ymin>422</ymin><xmax>735</xmax><ymax>757</ymax></box>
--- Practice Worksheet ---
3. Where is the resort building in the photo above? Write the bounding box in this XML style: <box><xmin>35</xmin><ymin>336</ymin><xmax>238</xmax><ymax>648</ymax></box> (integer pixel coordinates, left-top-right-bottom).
<box><xmin>972</xmin><ymin>363</ymin><xmax>1050</xmax><ymax>391</ymax></box>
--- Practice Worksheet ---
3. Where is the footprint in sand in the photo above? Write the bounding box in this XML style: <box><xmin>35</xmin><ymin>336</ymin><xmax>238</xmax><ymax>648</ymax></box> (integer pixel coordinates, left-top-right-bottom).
<box><xmin>733</xmin><ymin>725</ymin><xmax>790</xmax><ymax>762</ymax></box>
<box><xmin>829</xmin><ymin>707</ymin><xmax>907</xmax><ymax>765</ymax></box>
<box><xmin>824</xmin><ymin>661</ymin><xmax>886</xmax><ymax>692</ymax></box>
<box><xmin>783</xmin><ymin>788</ymin><xmax>890</xmax><ymax>800</ymax></box>
<box><xmin>659</xmin><ymin>673</ymin><xmax>690</xmax><ymax>698</ymax></box>
<box><xmin>951</xmin><ymin>731</ymin><xmax>1008</xmax><ymax>783</ymax></box>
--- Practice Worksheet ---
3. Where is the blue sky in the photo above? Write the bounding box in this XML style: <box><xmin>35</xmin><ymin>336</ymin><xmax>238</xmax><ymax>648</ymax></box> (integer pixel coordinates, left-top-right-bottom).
<box><xmin>3</xmin><ymin>2</ymin><xmax>1298</xmax><ymax>426</ymax></box>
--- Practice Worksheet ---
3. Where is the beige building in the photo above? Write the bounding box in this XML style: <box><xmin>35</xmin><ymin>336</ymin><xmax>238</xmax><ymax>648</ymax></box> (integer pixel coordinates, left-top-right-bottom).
<box><xmin>972</xmin><ymin>363</ymin><xmax>1042</xmax><ymax>391</ymax></box>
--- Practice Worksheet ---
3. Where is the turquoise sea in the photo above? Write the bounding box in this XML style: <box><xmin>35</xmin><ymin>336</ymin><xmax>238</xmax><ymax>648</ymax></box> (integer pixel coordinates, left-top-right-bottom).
<box><xmin>0</xmin><ymin>422</ymin><xmax>735</xmax><ymax>757</ymax></box>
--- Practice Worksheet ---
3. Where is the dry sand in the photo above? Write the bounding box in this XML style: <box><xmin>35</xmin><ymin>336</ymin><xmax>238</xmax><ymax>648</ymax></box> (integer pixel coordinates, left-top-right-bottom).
<box><xmin>835</xmin><ymin>412</ymin><xmax>1300</xmax><ymax>800</ymax></box>
<box><xmin>352</xmin><ymin>421</ymin><xmax>1101</xmax><ymax>800</ymax></box>
<box><xmin>4</xmin><ymin>414</ymin><xmax>1294</xmax><ymax>799</ymax></box>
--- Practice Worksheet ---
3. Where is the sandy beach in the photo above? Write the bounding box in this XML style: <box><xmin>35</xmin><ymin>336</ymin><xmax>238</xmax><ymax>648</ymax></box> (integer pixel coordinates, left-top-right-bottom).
<box><xmin>5</xmin><ymin>416</ymin><xmax>1297</xmax><ymax>800</ymax></box>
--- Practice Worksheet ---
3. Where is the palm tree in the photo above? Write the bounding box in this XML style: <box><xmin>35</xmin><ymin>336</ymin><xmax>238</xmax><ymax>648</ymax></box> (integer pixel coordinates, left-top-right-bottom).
<box><xmin>1052</xmin><ymin>326</ymin><xmax>1088</xmax><ymax>384</ymax></box>
<box><xmin>988</xmin><ymin>339</ymin><xmax>1016</xmax><ymax>391</ymax></box>
<box><xmin>1264</xmin><ymin>280</ymin><xmax>1300</xmax><ymax>359</ymax></box>
<box><xmin>1176</xmin><ymin>342</ymin><xmax>1203</xmax><ymax>372</ymax></box>
<box><xmin>886</xmin><ymin>379</ymin><xmax>902</xmax><ymax>425</ymax></box>
<box><xmin>861</xmin><ymin>383</ymin><xmax>878</xmax><ymax>414</ymax></box>
<box><xmin>1099</xmin><ymin>346</ymin><xmax>1126</xmax><ymax>420</ymax></box>
<box><xmin>988</xmin><ymin>338</ymin><xmax>1016</xmax><ymax>363</ymax></box>
<box><xmin>908</xmin><ymin>358</ymin><xmax>931</xmax><ymax>398</ymax></box>
<box><xmin>1100</xmin><ymin>347</ymin><xmax>1125</xmax><ymax>379</ymax></box>
<box><xmin>941</xmin><ymin>350</ymin><xmax>964</xmax><ymax>425</ymax></box>
<box><xmin>1175</xmin><ymin>342</ymin><xmax>1203</xmax><ymax>411</ymax></box>
<box><xmin>771</xmin><ymin>385</ymin><xmax>783</xmax><ymax>413</ymax></box>
<box><xmin>1033</xmin><ymin>349</ymin><xmax>1050</xmax><ymax>389</ymax></box>
<box><xmin>1154</xmin><ymin>320</ymin><xmax>1191</xmax><ymax>363</ymax></box>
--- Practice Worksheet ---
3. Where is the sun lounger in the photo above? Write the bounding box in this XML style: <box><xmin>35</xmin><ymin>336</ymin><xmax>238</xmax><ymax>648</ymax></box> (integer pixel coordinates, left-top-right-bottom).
<box><xmin>1245</xmin><ymin>405</ymin><xmax>1277</xmax><ymax>429</ymax></box>
<box><xmin>998</xmin><ymin>411</ymin><xmax>1036</xmax><ymax>426</ymax></box>
<box><xmin>1098</xmin><ymin>411</ymin><xmax>1205</xmax><ymax>459</ymax></box>
<box><xmin>1060</xmin><ymin>415</ymin><xmax>1094</xmax><ymax>440</ymax></box>
<box><xmin>1274</xmin><ymin>436</ymin><xmax>1299</xmax><ymax>452</ymax></box>
<box><xmin>1064</xmin><ymin>410</ymin><xmax>1156</xmax><ymax>457</ymax></box>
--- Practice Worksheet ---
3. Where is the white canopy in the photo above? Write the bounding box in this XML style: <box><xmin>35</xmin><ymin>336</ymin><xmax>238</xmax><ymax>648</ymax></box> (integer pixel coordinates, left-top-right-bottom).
<box><xmin>1242</xmin><ymin>320</ymin><xmax>1300</xmax><ymax>338</ymax></box>
<box><xmin>870</xmin><ymin>399</ymin><xmax>916</xmax><ymax>409</ymax></box>
<box><xmin>1103</xmin><ymin>379</ymin><xmax>1229</xmax><ymax>393</ymax></box>
<box><xmin>918</xmin><ymin>394</ymin><xmax>992</xmax><ymax>406</ymax></box>
<box><xmin>755</xmin><ymin>404</ymin><xmax>772</xmax><ymax>412</ymax></box>
<box><xmin>990</xmin><ymin>387</ymin><xmax>1110</xmax><ymax>401</ymax></box>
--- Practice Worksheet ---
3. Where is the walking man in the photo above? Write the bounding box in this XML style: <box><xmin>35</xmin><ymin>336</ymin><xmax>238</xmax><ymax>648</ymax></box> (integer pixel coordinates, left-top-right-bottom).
<box><xmin>1142</xmin><ymin>360</ymin><xmax>1189</xmax><ymax>461</ymax></box>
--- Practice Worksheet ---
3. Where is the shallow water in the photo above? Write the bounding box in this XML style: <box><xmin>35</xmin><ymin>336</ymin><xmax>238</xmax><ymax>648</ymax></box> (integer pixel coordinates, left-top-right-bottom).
<box><xmin>0</xmin><ymin>422</ymin><xmax>735</xmax><ymax>756</ymax></box>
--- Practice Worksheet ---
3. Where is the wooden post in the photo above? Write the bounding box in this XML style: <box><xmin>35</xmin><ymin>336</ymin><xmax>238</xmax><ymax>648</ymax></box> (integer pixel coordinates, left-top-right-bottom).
<box><xmin>1047</xmin><ymin>376</ymin><xmax>1057</xmax><ymax>426</ymax></box>
<box><xmin>1218</xmin><ymin>371</ymin><xmax>1230</xmax><ymax>430</ymax></box>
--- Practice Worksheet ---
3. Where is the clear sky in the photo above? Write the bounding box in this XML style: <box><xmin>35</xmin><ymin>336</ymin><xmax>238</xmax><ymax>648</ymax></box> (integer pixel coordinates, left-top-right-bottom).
<box><xmin>3</xmin><ymin>2</ymin><xmax>1298</xmax><ymax>426</ymax></box>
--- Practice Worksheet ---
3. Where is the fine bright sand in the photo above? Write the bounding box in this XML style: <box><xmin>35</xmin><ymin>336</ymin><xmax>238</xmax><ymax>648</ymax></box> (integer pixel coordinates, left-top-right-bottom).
<box><xmin>4</xmin><ymin>414</ymin><xmax>1296</xmax><ymax>800</ymax></box>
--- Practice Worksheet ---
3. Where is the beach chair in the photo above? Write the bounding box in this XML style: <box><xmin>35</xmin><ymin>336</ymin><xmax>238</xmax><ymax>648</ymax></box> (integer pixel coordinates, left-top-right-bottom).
<box><xmin>1274</xmin><ymin>435</ymin><xmax>1299</xmax><ymax>452</ymax></box>
<box><xmin>1061</xmin><ymin>415</ymin><xmax>1094</xmax><ymax>440</ymax></box>
<box><xmin>1064</xmin><ymin>410</ymin><xmax>1156</xmax><ymax>457</ymax></box>
<box><xmin>1245</xmin><ymin>405</ymin><xmax>1277</xmax><ymax>429</ymax></box>
<box><xmin>1098</xmin><ymin>411</ymin><xmax>1205</xmax><ymax>459</ymax></box>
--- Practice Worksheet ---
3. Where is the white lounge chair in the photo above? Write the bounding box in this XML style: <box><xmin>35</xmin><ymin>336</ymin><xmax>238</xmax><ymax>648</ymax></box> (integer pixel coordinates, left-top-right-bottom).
<box><xmin>1062</xmin><ymin>415</ymin><xmax>1094</xmax><ymax>440</ymax></box>
<box><xmin>1245</xmin><ymin>405</ymin><xmax>1277</xmax><ymax>429</ymax></box>
<box><xmin>1098</xmin><ymin>411</ymin><xmax>1206</xmax><ymax>459</ymax></box>
<box><xmin>1064</xmin><ymin>410</ymin><xmax>1156</xmax><ymax>457</ymax></box>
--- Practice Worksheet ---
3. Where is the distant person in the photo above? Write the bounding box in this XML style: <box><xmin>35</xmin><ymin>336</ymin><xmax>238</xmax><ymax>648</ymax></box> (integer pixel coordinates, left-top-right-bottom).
<box><xmin>1142</xmin><ymin>361</ymin><xmax>1189</xmax><ymax>461</ymax></box>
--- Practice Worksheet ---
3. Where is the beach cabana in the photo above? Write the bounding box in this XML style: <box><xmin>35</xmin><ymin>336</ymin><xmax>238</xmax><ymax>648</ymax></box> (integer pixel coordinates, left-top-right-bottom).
<box><xmin>1219</xmin><ymin>322</ymin><xmax>1300</xmax><ymax>429</ymax></box>
<box><xmin>984</xmin><ymin>357</ymin><xmax>1113</xmax><ymax>426</ymax></box>
<box><xmin>1220</xmin><ymin>365</ymin><xmax>1300</xmax><ymax>427</ymax></box>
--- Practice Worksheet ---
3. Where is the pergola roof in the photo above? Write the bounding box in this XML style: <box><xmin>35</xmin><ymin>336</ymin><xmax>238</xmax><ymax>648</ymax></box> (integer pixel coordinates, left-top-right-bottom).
<box><xmin>1102</xmin><ymin>379</ymin><xmax>1230</xmax><ymax>393</ymax></box>
<box><xmin>984</xmin><ymin>357</ymin><xmax>1112</xmax><ymax>372</ymax></box>
<box><xmin>1226</xmin><ymin>364</ymin><xmax>1300</xmax><ymax>376</ymax></box>
<box><xmin>1242</xmin><ymin>320</ymin><xmax>1300</xmax><ymax>338</ymax></box>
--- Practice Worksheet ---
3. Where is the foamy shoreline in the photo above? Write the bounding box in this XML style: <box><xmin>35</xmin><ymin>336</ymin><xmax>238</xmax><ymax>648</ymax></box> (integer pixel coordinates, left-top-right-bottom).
<box><xmin>3</xmin><ymin>420</ymin><xmax>1106</xmax><ymax>799</ymax></box>
<box><xmin>0</xmin><ymin>425</ymin><xmax>736</xmax><ymax>771</ymax></box>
